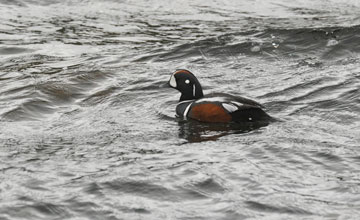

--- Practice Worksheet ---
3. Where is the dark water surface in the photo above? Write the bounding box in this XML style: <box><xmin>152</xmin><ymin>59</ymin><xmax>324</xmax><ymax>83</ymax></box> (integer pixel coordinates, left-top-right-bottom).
<box><xmin>1</xmin><ymin>0</ymin><xmax>360</xmax><ymax>219</ymax></box>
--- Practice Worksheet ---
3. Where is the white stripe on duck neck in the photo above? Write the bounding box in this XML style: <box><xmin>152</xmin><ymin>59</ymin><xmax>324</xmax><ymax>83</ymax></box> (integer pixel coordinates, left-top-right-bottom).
<box><xmin>178</xmin><ymin>100</ymin><xmax>193</xmax><ymax>104</ymax></box>
<box><xmin>183</xmin><ymin>102</ymin><xmax>192</xmax><ymax>118</ymax></box>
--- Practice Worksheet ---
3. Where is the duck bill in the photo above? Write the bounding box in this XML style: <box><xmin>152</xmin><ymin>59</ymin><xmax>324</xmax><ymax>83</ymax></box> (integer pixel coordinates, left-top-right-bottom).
<box><xmin>159</xmin><ymin>81</ymin><xmax>171</xmax><ymax>88</ymax></box>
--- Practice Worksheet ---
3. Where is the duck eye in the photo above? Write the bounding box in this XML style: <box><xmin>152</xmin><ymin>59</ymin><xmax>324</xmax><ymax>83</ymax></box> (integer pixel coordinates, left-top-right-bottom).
<box><xmin>185</xmin><ymin>79</ymin><xmax>190</xmax><ymax>84</ymax></box>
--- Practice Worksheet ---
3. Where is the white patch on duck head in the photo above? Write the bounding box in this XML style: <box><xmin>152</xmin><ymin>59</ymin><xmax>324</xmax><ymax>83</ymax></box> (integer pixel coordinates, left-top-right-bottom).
<box><xmin>169</xmin><ymin>73</ymin><xmax>177</xmax><ymax>88</ymax></box>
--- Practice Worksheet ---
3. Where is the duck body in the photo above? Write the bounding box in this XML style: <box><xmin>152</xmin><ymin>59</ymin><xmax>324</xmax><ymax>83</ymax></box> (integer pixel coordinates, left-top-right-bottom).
<box><xmin>168</xmin><ymin>69</ymin><xmax>272</xmax><ymax>123</ymax></box>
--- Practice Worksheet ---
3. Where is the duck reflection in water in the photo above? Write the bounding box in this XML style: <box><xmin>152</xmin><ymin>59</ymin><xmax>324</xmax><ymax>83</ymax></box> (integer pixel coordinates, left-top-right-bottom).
<box><xmin>177</xmin><ymin>119</ymin><xmax>270</xmax><ymax>143</ymax></box>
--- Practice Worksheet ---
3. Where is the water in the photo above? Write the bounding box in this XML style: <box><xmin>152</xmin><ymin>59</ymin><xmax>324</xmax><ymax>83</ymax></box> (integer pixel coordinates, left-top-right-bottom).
<box><xmin>1</xmin><ymin>0</ymin><xmax>360</xmax><ymax>219</ymax></box>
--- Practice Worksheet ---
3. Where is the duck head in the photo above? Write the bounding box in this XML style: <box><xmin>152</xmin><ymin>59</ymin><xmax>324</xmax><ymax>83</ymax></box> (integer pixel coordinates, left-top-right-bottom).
<box><xmin>168</xmin><ymin>69</ymin><xmax>204</xmax><ymax>101</ymax></box>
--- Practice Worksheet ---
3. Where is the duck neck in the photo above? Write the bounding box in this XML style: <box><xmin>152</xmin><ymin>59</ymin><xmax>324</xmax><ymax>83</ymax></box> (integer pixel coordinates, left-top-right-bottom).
<box><xmin>179</xmin><ymin>84</ymin><xmax>204</xmax><ymax>101</ymax></box>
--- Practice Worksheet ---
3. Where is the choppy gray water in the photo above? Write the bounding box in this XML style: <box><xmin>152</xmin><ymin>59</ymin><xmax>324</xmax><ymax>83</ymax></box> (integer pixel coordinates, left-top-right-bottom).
<box><xmin>1</xmin><ymin>0</ymin><xmax>360</xmax><ymax>219</ymax></box>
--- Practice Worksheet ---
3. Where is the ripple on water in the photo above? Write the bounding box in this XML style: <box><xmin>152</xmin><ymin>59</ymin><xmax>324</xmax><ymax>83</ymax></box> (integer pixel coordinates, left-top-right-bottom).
<box><xmin>0</xmin><ymin>53</ymin><xmax>114</xmax><ymax>120</ymax></box>
<box><xmin>0</xmin><ymin>47</ymin><xmax>35</xmax><ymax>55</ymax></box>
<box><xmin>134</xmin><ymin>25</ymin><xmax>360</xmax><ymax>63</ymax></box>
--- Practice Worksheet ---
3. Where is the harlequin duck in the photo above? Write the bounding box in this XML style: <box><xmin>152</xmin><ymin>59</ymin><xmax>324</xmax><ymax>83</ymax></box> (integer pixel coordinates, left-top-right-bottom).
<box><xmin>168</xmin><ymin>69</ymin><xmax>272</xmax><ymax>123</ymax></box>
